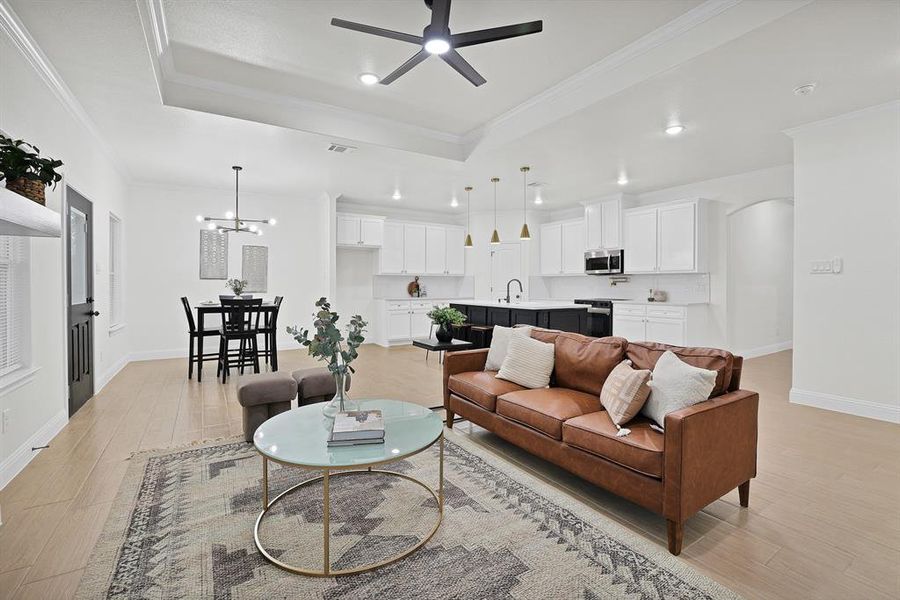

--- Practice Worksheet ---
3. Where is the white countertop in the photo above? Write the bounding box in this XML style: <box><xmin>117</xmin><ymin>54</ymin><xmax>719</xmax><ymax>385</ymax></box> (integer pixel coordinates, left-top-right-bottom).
<box><xmin>447</xmin><ymin>299</ymin><xmax>588</xmax><ymax>310</ymax></box>
<box><xmin>610</xmin><ymin>299</ymin><xmax>708</xmax><ymax>306</ymax></box>
<box><xmin>379</xmin><ymin>297</ymin><xmax>473</xmax><ymax>302</ymax></box>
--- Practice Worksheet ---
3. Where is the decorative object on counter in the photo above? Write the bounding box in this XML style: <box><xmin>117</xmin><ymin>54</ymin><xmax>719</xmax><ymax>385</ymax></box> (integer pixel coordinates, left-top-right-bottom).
<box><xmin>464</xmin><ymin>186</ymin><xmax>474</xmax><ymax>248</ymax></box>
<box><xmin>199</xmin><ymin>229</ymin><xmax>228</xmax><ymax>279</ymax></box>
<box><xmin>653</xmin><ymin>289</ymin><xmax>668</xmax><ymax>302</ymax></box>
<box><xmin>519</xmin><ymin>166</ymin><xmax>531</xmax><ymax>240</ymax></box>
<box><xmin>490</xmin><ymin>176</ymin><xmax>501</xmax><ymax>245</ymax></box>
<box><xmin>287</xmin><ymin>297</ymin><xmax>367</xmax><ymax>418</ymax></box>
<box><xmin>226</xmin><ymin>278</ymin><xmax>248</xmax><ymax>297</ymax></box>
<box><xmin>407</xmin><ymin>275</ymin><xmax>420</xmax><ymax>297</ymax></box>
<box><xmin>194</xmin><ymin>166</ymin><xmax>276</xmax><ymax>235</ymax></box>
<box><xmin>0</xmin><ymin>134</ymin><xmax>63</xmax><ymax>205</ymax></box>
<box><xmin>426</xmin><ymin>306</ymin><xmax>466</xmax><ymax>342</ymax></box>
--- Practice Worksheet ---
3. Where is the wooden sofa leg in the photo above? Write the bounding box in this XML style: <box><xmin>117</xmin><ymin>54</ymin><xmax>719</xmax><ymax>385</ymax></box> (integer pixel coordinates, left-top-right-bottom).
<box><xmin>666</xmin><ymin>520</ymin><xmax>683</xmax><ymax>556</ymax></box>
<box><xmin>738</xmin><ymin>480</ymin><xmax>750</xmax><ymax>507</ymax></box>
<box><xmin>445</xmin><ymin>409</ymin><xmax>455</xmax><ymax>428</ymax></box>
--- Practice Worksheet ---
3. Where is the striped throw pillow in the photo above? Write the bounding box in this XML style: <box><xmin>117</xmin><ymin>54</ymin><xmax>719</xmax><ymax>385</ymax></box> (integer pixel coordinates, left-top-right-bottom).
<box><xmin>600</xmin><ymin>360</ymin><xmax>651</xmax><ymax>426</ymax></box>
<box><xmin>496</xmin><ymin>333</ymin><xmax>555</xmax><ymax>389</ymax></box>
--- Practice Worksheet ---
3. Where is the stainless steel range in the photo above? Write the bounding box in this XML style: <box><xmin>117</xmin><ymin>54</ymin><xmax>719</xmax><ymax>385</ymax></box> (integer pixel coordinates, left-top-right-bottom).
<box><xmin>573</xmin><ymin>298</ymin><xmax>632</xmax><ymax>337</ymax></box>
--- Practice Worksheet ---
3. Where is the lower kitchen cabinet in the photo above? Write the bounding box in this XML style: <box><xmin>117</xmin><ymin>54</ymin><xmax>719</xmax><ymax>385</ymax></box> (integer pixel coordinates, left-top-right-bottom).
<box><xmin>612</xmin><ymin>303</ymin><xmax>718</xmax><ymax>347</ymax></box>
<box><xmin>377</xmin><ymin>299</ymin><xmax>443</xmax><ymax>346</ymax></box>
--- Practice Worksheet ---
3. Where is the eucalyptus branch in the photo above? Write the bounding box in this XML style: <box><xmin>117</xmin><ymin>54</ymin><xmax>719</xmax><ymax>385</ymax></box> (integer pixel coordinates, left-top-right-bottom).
<box><xmin>287</xmin><ymin>297</ymin><xmax>367</xmax><ymax>377</ymax></box>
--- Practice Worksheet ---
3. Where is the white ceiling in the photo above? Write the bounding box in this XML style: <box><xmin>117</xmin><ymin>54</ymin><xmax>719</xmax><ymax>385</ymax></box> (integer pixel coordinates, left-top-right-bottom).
<box><xmin>5</xmin><ymin>0</ymin><xmax>900</xmax><ymax>213</ymax></box>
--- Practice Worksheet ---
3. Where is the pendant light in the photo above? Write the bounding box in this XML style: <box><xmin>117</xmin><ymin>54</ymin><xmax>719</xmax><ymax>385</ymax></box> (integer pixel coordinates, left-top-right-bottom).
<box><xmin>519</xmin><ymin>166</ymin><xmax>531</xmax><ymax>240</ymax></box>
<box><xmin>490</xmin><ymin>177</ymin><xmax>501</xmax><ymax>245</ymax></box>
<box><xmin>194</xmin><ymin>166</ymin><xmax>276</xmax><ymax>235</ymax></box>
<box><xmin>464</xmin><ymin>186</ymin><xmax>474</xmax><ymax>248</ymax></box>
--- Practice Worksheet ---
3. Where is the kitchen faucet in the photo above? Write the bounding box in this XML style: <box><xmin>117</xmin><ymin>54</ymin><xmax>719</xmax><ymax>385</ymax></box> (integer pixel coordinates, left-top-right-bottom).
<box><xmin>505</xmin><ymin>278</ymin><xmax>524</xmax><ymax>304</ymax></box>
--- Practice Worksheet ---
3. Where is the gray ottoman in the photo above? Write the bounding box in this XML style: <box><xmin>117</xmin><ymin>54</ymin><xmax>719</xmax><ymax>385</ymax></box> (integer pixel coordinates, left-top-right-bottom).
<box><xmin>292</xmin><ymin>367</ymin><xmax>351</xmax><ymax>406</ymax></box>
<box><xmin>236</xmin><ymin>372</ymin><xmax>297</xmax><ymax>442</ymax></box>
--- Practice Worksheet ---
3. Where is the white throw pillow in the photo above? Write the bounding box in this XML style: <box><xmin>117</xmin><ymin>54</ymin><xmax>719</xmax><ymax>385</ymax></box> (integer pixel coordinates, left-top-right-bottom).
<box><xmin>484</xmin><ymin>325</ymin><xmax>533</xmax><ymax>371</ymax></box>
<box><xmin>642</xmin><ymin>351</ymin><xmax>717</xmax><ymax>429</ymax></box>
<box><xmin>496</xmin><ymin>333</ymin><xmax>555</xmax><ymax>389</ymax></box>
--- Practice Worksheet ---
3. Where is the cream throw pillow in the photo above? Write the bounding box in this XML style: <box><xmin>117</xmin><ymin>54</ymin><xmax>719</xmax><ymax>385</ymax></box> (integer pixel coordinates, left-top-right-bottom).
<box><xmin>496</xmin><ymin>333</ymin><xmax>555</xmax><ymax>389</ymax></box>
<box><xmin>600</xmin><ymin>360</ymin><xmax>651</xmax><ymax>427</ymax></box>
<box><xmin>484</xmin><ymin>325</ymin><xmax>533</xmax><ymax>371</ymax></box>
<box><xmin>642</xmin><ymin>351</ymin><xmax>717</xmax><ymax>429</ymax></box>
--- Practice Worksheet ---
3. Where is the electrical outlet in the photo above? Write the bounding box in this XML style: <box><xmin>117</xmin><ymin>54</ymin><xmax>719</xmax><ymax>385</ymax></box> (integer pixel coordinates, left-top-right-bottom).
<box><xmin>0</xmin><ymin>409</ymin><xmax>9</xmax><ymax>434</ymax></box>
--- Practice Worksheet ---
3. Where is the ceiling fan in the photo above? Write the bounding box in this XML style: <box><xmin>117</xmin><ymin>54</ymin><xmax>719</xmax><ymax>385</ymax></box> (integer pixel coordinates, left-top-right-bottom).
<box><xmin>331</xmin><ymin>0</ymin><xmax>543</xmax><ymax>87</ymax></box>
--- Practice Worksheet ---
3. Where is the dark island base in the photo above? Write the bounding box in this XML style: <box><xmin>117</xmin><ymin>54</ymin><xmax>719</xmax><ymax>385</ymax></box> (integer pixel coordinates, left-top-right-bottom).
<box><xmin>449</xmin><ymin>303</ymin><xmax>588</xmax><ymax>348</ymax></box>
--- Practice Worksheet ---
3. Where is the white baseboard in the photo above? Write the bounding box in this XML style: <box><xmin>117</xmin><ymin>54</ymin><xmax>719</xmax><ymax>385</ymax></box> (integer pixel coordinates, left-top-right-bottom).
<box><xmin>734</xmin><ymin>340</ymin><xmax>792</xmax><ymax>359</ymax></box>
<box><xmin>128</xmin><ymin>348</ymin><xmax>186</xmax><ymax>362</ymax></box>
<box><xmin>0</xmin><ymin>408</ymin><xmax>68</xmax><ymax>490</ymax></box>
<box><xmin>789</xmin><ymin>388</ymin><xmax>900</xmax><ymax>424</ymax></box>
<box><xmin>96</xmin><ymin>355</ymin><xmax>128</xmax><ymax>392</ymax></box>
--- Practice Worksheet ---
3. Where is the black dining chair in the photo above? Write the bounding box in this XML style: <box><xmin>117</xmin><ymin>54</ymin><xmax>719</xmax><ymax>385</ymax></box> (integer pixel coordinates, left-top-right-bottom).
<box><xmin>218</xmin><ymin>298</ymin><xmax>263</xmax><ymax>382</ymax></box>
<box><xmin>257</xmin><ymin>296</ymin><xmax>283</xmax><ymax>368</ymax></box>
<box><xmin>181</xmin><ymin>296</ymin><xmax>221</xmax><ymax>380</ymax></box>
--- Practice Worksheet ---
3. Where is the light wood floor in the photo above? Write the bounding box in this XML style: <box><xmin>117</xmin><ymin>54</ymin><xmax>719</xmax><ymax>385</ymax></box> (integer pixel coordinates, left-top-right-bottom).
<box><xmin>0</xmin><ymin>346</ymin><xmax>897</xmax><ymax>599</ymax></box>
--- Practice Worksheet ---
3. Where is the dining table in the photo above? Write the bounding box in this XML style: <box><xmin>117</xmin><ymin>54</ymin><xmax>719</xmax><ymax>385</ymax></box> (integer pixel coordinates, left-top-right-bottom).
<box><xmin>193</xmin><ymin>301</ymin><xmax>281</xmax><ymax>381</ymax></box>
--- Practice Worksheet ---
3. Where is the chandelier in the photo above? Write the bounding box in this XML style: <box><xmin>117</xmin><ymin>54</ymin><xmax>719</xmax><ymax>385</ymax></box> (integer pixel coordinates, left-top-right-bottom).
<box><xmin>195</xmin><ymin>166</ymin><xmax>276</xmax><ymax>235</ymax></box>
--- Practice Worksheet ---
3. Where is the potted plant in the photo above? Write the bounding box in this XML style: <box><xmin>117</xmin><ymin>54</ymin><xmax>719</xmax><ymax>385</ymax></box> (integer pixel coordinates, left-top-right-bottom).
<box><xmin>426</xmin><ymin>306</ymin><xmax>466</xmax><ymax>343</ymax></box>
<box><xmin>226</xmin><ymin>278</ymin><xmax>248</xmax><ymax>297</ymax></box>
<box><xmin>287</xmin><ymin>297</ymin><xmax>367</xmax><ymax>418</ymax></box>
<box><xmin>0</xmin><ymin>134</ymin><xmax>63</xmax><ymax>205</ymax></box>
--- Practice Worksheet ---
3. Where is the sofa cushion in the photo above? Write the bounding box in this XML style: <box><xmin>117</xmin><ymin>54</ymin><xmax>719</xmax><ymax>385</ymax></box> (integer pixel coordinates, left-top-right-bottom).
<box><xmin>448</xmin><ymin>371</ymin><xmax>525</xmax><ymax>412</ymax></box>
<box><xmin>626</xmin><ymin>341</ymin><xmax>734</xmax><ymax>398</ymax></box>
<box><xmin>553</xmin><ymin>333</ymin><xmax>628</xmax><ymax>396</ymax></box>
<box><xmin>497</xmin><ymin>388</ymin><xmax>599</xmax><ymax>440</ymax></box>
<box><xmin>563</xmin><ymin>411</ymin><xmax>664</xmax><ymax>478</ymax></box>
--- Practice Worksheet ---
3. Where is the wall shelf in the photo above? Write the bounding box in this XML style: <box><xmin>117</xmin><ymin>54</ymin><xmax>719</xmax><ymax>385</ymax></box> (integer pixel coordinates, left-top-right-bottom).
<box><xmin>0</xmin><ymin>185</ymin><xmax>61</xmax><ymax>237</ymax></box>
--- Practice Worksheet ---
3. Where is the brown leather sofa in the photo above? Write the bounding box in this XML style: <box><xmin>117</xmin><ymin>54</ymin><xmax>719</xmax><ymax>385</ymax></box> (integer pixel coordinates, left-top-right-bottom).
<box><xmin>442</xmin><ymin>328</ymin><xmax>758</xmax><ymax>555</ymax></box>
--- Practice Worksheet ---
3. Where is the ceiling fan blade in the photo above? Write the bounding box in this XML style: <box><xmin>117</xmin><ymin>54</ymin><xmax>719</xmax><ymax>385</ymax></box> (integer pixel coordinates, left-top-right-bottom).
<box><xmin>330</xmin><ymin>18</ymin><xmax>422</xmax><ymax>45</ymax></box>
<box><xmin>451</xmin><ymin>20</ymin><xmax>543</xmax><ymax>48</ymax></box>
<box><xmin>380</xmin><ymin>49</ymin><xmax>430</xmax><ymax>85</ymax></box>
<box><xmin>441</xmin><ymin>49</ymin><xmax>486</xmax><ymax>86</ymax></box>
<box><xmin>430</xmin><ymin>0</ymin><xmax>452</xmax><ymax>31</ymax></box>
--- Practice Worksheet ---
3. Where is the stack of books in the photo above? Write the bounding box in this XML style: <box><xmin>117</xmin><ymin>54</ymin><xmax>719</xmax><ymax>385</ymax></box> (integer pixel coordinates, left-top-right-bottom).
<box><xmin>327</xmin><ymin>410</ymin><xmax>385</xmax><ymax>447</ymax></box>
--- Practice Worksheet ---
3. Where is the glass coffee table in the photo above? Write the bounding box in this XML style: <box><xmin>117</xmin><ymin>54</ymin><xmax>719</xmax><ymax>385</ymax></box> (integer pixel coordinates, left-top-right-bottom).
<box><xmin>252</xmin><ymin>399</ymin><xmax>444</xmax><ymax>576</ymax></box>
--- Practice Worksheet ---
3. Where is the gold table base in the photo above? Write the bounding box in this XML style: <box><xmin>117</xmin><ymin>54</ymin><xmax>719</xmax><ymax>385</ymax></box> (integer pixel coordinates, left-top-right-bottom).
<box><xmin>254</xmin><ymin>434</ymin><xmax>444</xmax><ymax>577</ymax></box>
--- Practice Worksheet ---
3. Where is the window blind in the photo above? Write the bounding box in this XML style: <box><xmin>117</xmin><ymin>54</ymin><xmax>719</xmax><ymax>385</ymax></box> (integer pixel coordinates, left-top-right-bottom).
<box><xmin>0</xmin><ymin>236</ymin><xmax>30</xmax><ymax>378</ymax></box>
<box><xmin>109</xmin><ymin>214</ymin><xmax>123</xmax><ymax>327</ymax></box>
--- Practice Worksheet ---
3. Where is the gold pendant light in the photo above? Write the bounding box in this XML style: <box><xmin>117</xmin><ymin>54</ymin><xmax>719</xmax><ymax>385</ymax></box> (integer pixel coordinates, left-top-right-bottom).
<box><xmin>519</xmin><ymin>165</ymin><xmax>531</xmax><ymax>240</ymax></box>
<box><xmin>464</xmin><ymin>186</ymin><xmax>474</xmax><ymax>248</ymax></box>
<box><xmin>490</xmin><ymin>177</ymin><xmax>501</xmax><ymax>245</ymax></box>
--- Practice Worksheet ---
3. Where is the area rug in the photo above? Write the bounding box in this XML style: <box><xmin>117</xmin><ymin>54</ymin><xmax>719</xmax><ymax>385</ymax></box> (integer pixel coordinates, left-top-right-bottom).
<box><xmin>76</xmin><ymin>430</ymin><xmax>740</xmax><ymax>599</ymax></box>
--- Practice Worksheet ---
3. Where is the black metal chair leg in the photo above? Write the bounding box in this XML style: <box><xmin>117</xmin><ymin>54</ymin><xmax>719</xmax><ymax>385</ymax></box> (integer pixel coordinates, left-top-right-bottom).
<box><xmin>188</xmin><ymin>335</ymin><xmax>195</xmax><ymax>379</ymax></box>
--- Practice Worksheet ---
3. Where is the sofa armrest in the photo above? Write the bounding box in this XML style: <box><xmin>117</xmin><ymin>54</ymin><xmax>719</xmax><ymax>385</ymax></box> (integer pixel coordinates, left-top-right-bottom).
<box><xmin>663</xmin><ymin>389</ymin><xmax>759</xmax><ymax>521</ymax></box>
<box><xmin>442</xmin><ymin>348</ymin><xmax>489</xmax><ymax>407</ymax></box>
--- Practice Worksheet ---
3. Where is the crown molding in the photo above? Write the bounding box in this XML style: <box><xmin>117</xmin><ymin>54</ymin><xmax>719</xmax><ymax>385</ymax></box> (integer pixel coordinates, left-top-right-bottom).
<box><xmin>0</xmin><ymin>0</ymin><xmax>130</xmax><ymax>180</ymax></box>
<box><xmin>782</xmin><ymin>99</ymin><xmax>900</xmax><ymax>138</ymax></box>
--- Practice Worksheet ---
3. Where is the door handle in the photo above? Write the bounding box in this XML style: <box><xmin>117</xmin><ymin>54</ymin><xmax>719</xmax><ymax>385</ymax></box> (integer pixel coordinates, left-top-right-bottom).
<box><xmin>87</xmin><ymin>311</ymin><xmax>100</xmax><ymax>317</ymax></box>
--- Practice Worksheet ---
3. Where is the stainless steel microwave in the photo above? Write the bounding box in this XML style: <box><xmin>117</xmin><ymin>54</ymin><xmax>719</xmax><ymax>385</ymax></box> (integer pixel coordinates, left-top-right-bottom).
<box><xmin>584</xmin><ymin>249</ymin><xmax>624</xmax><ymax>275</ymax></box>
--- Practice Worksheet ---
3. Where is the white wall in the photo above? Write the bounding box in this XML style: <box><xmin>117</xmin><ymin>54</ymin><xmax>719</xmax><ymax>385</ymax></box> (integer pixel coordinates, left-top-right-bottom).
<box><xmin>727</xmin><ymin>199</ymin><xmax>794</xmax><ymax>356</ymax></box>
<box><xmin>0</xmin><ymin>25</ymin><xmax>130</xmax><ymax>487</ymax></box>
<box><xmin>126</xmin><ymin>184</ymin><xmax>330</xmax><ymax>360</ymax></box>
<box><xmin>466</xmin><ymin>209</ymin><xmax>548</xmax><ymax>299</ymax></box>
<box><xmin>788</xmin><ymin>101</ymin><xmax>900</xmax><ymax>423</ymax></box>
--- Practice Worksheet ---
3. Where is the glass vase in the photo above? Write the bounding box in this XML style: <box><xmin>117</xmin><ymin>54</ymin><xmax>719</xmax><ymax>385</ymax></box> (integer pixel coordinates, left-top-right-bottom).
<box><xmin>322</xmin><ymin>371</ymin><xmax>354</xmax><ymax>418</ymax></box>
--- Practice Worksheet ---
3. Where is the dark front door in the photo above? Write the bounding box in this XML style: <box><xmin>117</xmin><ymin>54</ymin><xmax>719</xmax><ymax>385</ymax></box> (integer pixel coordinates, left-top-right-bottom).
<box><xmin>67</xmin><ymin>187</ymin><xmax>95</xmax><ymax>415</ymax></box>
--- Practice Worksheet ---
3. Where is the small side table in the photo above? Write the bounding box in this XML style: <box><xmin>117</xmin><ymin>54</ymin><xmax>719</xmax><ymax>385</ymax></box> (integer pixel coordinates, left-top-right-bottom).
<box><xmin>412</xmin><ymin>337</ymin><xmax>475</xmax><ymax>364</ymax></box>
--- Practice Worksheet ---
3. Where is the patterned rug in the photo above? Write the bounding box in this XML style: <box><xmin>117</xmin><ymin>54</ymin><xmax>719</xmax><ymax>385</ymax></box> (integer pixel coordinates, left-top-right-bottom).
<box><xmin>77</xmin><ymin>429</ymin><xmax>740</xmax><ymax>599</ymax></box>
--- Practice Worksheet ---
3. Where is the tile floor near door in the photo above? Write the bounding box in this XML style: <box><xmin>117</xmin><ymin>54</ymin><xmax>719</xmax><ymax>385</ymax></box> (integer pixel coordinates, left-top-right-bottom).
<box><xmin>0</xmin><ymin>347</ymin><xmax>898</xmax><ymax>599</ymax></box>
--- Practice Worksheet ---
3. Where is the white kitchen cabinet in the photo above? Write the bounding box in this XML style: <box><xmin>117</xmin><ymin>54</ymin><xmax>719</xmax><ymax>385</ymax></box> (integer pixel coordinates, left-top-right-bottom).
<box><xmin>403</xmin><ymin>223</ymin><xmax>427</xmax><ymax>274</ymax></box>
<box><xmin>612</xmin><ymin>303</ymin><xmax>693</xmax><ymax>346</ymax></box>
<box><xmin>425</xmin><ymin>225</ymin><xmax>447</xmax><ymax>275</ymax></box>
<box><xmin>445</xmin><ymin>226</ymin><xmax>465</xmax><ymax>275</ymax></box>
<box><xmin>386</xmin><ymin>309</ymin><xmax>412</xmax><ymax>340</ymax></box>
<box><xmin>561</xmin><ymin>220</ymin><xmax>585</xmax><ymax>274</ymax></box>
<box><xmin>612</xmin><ymin>315</ymin><xmax>647</xmax><ymax>341</ymax></box>
<box><xmin>584</xmin><ymin>197</ymin><xmax>622</xmax><ymax>250</ymax></box>
<box><xmin>540</xmin><ymin>222</ymin><xmax>562</xmax><ymax>275</ymax></box>
<box><xmin>646</xmin><ymin>317</ymin><xmax>686</xmax><ymax>346</ymax></box>
<box><xmin>336</xmin><ymin>213</ymin><xmax>384</xmax><ymax>247</ymax></box>
<box><xmin>657</xmin><ymin>202</ymin><xmax>696</xmax><ymax>272</ymax></box>
<box><xmin>623</xmin><ymin>208</ymin><xmax>658</xmax><ymax>273</ymax></box>
<box><xmin>410</xmin><ymin>306</ymin><xmax>432</xmax><ymax>338</ymax></box>
<box><xmin>380</xmin><ymin>221</ymin><xmax>405</xmax><ymax>273</ymax></box>
<box><xmin>378</xmin><ymin>299</ymin><xmax>440</xmax><ymax>345</ymax></box>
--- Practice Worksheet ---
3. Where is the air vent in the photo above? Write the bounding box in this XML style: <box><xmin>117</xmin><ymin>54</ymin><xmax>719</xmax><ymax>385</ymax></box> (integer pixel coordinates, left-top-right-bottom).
<box><xmin>527</xmin><ymin>181</ymin><xmax>547</xmax><ymax>188</ymax></box>
<box><xmin>326</xmin><ymin>143</ymin><xmax>357</xmax><ymax>154</ymax></box>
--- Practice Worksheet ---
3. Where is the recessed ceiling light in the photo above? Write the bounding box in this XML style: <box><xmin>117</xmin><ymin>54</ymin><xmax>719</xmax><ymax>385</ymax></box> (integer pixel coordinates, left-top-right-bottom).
<box><xmin>534</xmin><ymin>196</ymin><xmax>543</xmax><ymax>205</ymax></box>
<box><xmin>665</xmin><ymin>124</ymin><xmax>685</xmax><ymax>136</ymax></box>
<box><xmin>793</xmin><ymin>83</ymin><xmax>816</xmax><ymax>96</ymax></box>
<box><xmin>424</xmin><ymin>38</ymin><xmax>450</xmax><ymax>54</ymax></box>
<box><xmin>617</xmin><ymin>174</ymin><xmax>629</xmax><ymax>186</ymax></box>
<box><xmin>358</xmin><ymin>72</ymin><xmax>379</xmax><ymax>86</ymax></box>
<box><xmin>450</xmin><ymin>197</ymin><xmax>458</xmax><ymax>208</ymax></box>
<box><xmin>392</xmin><ymin>190</ymin><xmax>402</xmax><ymax>201</ymax></box>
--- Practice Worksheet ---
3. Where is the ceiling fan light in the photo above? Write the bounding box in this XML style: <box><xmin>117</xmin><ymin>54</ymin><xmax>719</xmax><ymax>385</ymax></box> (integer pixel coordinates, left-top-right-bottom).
<box><xmin>424</xmin><ymin>38</ymin><xmax>450</xmax><ymax>54</ymax></box>
<box><xmin>358</xmin><ymin>72</ymin><xmax>379</xmax><ymax>85</ymax></box>
<box><xmin>665</xmin><ymin>124</ymin><xmax>685</xmax><ymax>136</ymax></box>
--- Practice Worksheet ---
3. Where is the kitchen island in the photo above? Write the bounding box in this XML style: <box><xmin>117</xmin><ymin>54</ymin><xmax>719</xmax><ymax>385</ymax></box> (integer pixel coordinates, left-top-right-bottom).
<box><xmin>449</xmin><ymin>299</ymin><xmax>589</xmax><ymax>336</ymax></box>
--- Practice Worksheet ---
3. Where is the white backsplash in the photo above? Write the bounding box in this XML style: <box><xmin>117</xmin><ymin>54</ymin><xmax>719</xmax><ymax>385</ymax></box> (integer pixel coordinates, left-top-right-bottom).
<box><xmin>373</xmin><ymin>275</ymin><xmax>474</xmax><ymax>299</ymax></box>
<box><xmin>531</xmin><ymin>273</ymin><xmax>711</xmax><ymax>304</ymax></box>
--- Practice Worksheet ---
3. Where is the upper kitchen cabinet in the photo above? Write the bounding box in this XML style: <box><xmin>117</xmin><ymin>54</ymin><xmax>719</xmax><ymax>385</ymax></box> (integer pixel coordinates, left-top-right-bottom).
<box><xmin>444</xmin><ymin>225</ymin><xmax>465</xmax><ymax>275</ymax></box>
<box><xmin>623</xmin><ymin>199</ymin><xmax>705</xmax><ymax>274</ymax></box>
<box><xmin>541</xmin><ymin>219</ymin><xmax>584</xmax><ymax>275</ymax></box>
<box><xmin>380</xmin><ymin>221</ymin><xmax>426</xmax><ymax>274</ymax></box>
<box><xmin>425</xmin><ymin>224</ymin><xmax>465</xmax><ymax>275</ymax></box>
<box><xmin>336</xmin><ymin>213</ymin><xmax>384</xmax><ymax>247</ymax></box>
<box><xmin>584</xmin><ymin>194</ymin><xmax>628</xmax><ymax>250</ymax></box>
